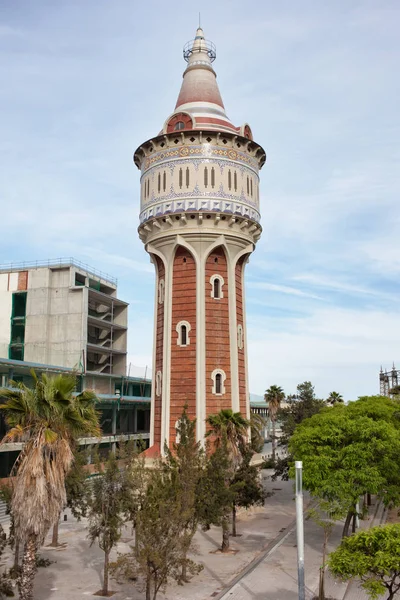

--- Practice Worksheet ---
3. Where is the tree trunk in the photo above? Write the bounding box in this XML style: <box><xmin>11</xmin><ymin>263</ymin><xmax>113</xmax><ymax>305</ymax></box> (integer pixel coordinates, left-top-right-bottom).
<box><xmin>232</xmin><ymin>504</ymin><xmax>237</xmax><ymax>537</ymax></box>
<box><xmin>319</xmin><ymin>529</ymin><xmax>328</xmax><ymax>600</ymax></box>
<box><xmin>145</xmin><ymin>567</ymin><xmax>151</xmax><ymax>600</ymax></box>
<box><xmin>352</xmin><ymin>512</ymin><xmax>356</xmax><ymax>533</ymax></box>
<box><xmin>18</xmin><ymin>534</ymin><xmax>38</xmax><ymax>600</ymax></box>
<box><xmin>50</xmin><ymin>516</ymin><xmax>60</xmax><ymax>547</ymax></box>
<box><xmin>318</xmin><ymin>567</ymin><xmax>325</xmax><ymax>600</ymax></box>
<box><xmin>367</xmin><ymin>493</ymin><xmax>371</xmax><ymax>506</ymax></box>
<box><xmin>14</xmin><ymin>539</ymin><xmax>20</xmax><ymax>571</ymax></box>
<box><xmin>387</xmin><ymin>584</ymin><xmax>395</xmax><ymax>600</ymax></box>
<box><xmin>221</xmin><ymin>519</ymin><xmax>230</xmax><ymax>552</ymax></box>
<box><xmin>135</xmin><ymin>521</ymin><xmax>139</xmax><ymax>558</ymax></box>
<box><xmin>342</xmin><ymin>510</ymin><xmax>352</xmax><ymax>538</ymax></box>
<box><xmin>272</xmin><ymin>419</ymin><xmax>276</xmax><ymax>462</ymax></box>
<box><xmin>102</xmin><ymin>549</ymin><xmax>110</xmax><ymax>596</ymax></box>
<box><xmin>181</xmin><ymin>557</ymin><xmax>187</xmax><ymax>584</ymax></box>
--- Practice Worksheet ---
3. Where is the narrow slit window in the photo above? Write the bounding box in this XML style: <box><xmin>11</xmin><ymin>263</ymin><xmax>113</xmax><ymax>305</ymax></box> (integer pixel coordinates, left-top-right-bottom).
<box><xmin>228</xmin><ymin>169</ymin><xmax>232</xmax><ymax>190</ymax></box>
<box><xmin>247</xmin><ymin>176</ymin><xmax>249</xmax><ymax>195</ymax></box>
<box><xmin>250</xmin><ymin>178</ymin><xmax>253</xmax><ymax>197</ymax></box>
<box><xmin>204</xmin><ymin>167</ymin><xmax>208</xmax><ymax>188</ymax></box>
<box><xmin>215</xmin><ymin>373</ymin><xmax>222</xmax><ymax>394</ymax></box>
<box><xmin>186</xmin><ymin>167</ymin><xmax>190</xmax><ymax>188</ymax></box>
<box><xmin>213</xmin><ymin>278</ymin><xmax>220</xmax><ymax>299</ymax></box>
<box><xmin>181</xmin><ymin>325</ymin><xmax>187</xmax><ymax>346</ymax></box>
<box><xmin>179</xmin><ymin>168</ymin><xmax>183</xmax><ymax>189</ymax></box>
<box><xmin>163</xmin><ymin>171</ymin><xmax>167</xmax><ymax>192</ymax></box>
<box><xmin>158</xmin><ymin>173</ymin><xmax>161</xmax><ymax>193</ymax></box>
<box><xmin>234</xmin><ymin>171</ymin><xmax>238</xmax><ymax>192</ymax></box>
<box><xmin>211</xmin><ymin>167</ymin><xmax>215</xmax><ymax>188</ymax></box>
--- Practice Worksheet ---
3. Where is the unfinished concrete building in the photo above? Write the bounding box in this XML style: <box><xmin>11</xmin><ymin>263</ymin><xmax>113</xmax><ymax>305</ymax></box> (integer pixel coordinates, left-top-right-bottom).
<box><xmin>0</xmin><ymin>259</ymin><xmax>128</xmax><ymax>375</ymax></box>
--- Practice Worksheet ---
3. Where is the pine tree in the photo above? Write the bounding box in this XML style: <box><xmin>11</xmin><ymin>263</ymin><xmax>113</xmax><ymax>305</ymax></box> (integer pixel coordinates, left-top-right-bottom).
<box><xmin>112</xmin><ymin>462</ymin><xmax>202</xmax><ymax>600</ymax></box>
<box><xmin>198</xmin><ymin>438</ymin><xmax>241</xmax><ymax>552</ymax></box>
<box><xmin>231</xmin><ymin>444</ymin><xmax>265</xmax><ymax>536</ymax></box>
<box><xmin>163</xmin><ymin>406</ymin><xmax>204</xmax><ymax>583</ymax></box>
<box><xmin>88</xmin><ymin>453</ymin><xmax>126</xmax><ymax>597</ymax></box>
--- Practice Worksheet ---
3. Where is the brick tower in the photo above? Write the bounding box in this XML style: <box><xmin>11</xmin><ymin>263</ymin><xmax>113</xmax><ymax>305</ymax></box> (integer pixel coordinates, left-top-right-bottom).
<box><xmin>134</xmin><ymin>27</ymin><xmax>266</xmax><ymax>452</ymax></box>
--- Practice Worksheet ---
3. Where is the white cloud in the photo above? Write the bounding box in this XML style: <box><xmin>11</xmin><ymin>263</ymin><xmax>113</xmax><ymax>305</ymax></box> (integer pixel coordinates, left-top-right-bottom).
<box><xmin>248</xmin><ymin>281</ymin><xmax>325</xmax><ymax>301</ymax></box>
<box><xmin>247</xmin><ymin>306</ymin><xmax>400</xmax><ymax>400</ymax></box>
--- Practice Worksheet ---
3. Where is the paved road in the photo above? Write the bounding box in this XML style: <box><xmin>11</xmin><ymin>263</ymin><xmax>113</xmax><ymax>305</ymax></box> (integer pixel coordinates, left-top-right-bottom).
<box><xmin>217</xmin><ymin>492</ymin><xmax>390</xmax><ymax>600</ymax></box>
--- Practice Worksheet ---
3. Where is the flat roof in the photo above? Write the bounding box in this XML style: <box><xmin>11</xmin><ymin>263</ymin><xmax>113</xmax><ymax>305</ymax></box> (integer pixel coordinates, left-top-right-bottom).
<box><xmin>0</xmin><ymin>257</ymin><xmax>117</xmax><ymax>286</ymax></box>
<box><xmin>0</xmin><ymin>358</ymin><xmax>152</xmax><ymax>384</ymax></box>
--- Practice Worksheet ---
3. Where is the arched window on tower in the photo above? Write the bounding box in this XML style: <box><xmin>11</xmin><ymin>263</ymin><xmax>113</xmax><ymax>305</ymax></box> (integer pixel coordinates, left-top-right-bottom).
<box><xmin>163</xmin><ymin>171</ymin><xmax>167</xmax><ymax>192</ymax></box>
<box><xmin>211</xmin><ymin>167</ymin><xmax>215</xmax><ymax>188</ymax></box>
<box><xmin>176</xmin><ymin>320</ymin><xmax>191</xmax><ymax>347</ymax></box>
<box><xmin>179</xmin><ymin>168</ymin><xmax>183</xmax><ymax>189</ymax></box>
<box><xmin>186</xmin><ymin>167</ymin><xmax>190</xmax><ymax>188</ymax></box>
<box><xmin>204</xmin><ymin>167</ymin><xmax>208</xmax><ymax>188</ymax></box>
<box><xmin>210</xmin><ymin>274</ymin><xmax>224</xmax><ymax>299</ymax></box>
<box><xmin>215</xmin><ymin>373</ymin><xmax>222</xmax><ymax>394</ymax></box>
<box><xmin>228</xmin><ymin>169</ymin><xmax>232</xmax><ymax>191</ymax></box>
<box><xmin>211</xmin><ymin>369</ymin><xmax>226</xmax><ymax>395</ymax></box>
<box><xmin>234</xmin><ymin>171</ymin><xmax>238</xmax><ymax>192</ymax></box>
<box><xmin>174</xmin><ymin>121</ymin><xmax>185</xmax><ymax>131</ymax></box>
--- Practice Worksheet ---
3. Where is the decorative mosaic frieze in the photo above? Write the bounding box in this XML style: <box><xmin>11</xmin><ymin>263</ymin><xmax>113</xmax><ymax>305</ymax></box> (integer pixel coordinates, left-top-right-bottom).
<box><xmin>142</xmin><ymin>145</ymin><xmax>259</xmax><ymax>174</ymax></box>
<box><xmin>141</xmin><ymin>184</ymin><xmax>260</xmax><ymax>211</ymax></box>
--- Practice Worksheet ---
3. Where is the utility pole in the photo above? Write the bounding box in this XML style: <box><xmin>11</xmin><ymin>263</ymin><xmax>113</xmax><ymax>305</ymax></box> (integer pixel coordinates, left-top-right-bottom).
<box><xmin>295</xmin><ymin>461</ymin><xmax>305</xmax><ymax>600</ymax></box>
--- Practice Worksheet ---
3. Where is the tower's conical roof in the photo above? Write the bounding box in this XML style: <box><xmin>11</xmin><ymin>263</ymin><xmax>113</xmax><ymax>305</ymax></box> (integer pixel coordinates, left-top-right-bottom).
<box><xmin>162</xmin><ymin>27</ymin><xmax>244</xmax><ymax>136</ymax></box>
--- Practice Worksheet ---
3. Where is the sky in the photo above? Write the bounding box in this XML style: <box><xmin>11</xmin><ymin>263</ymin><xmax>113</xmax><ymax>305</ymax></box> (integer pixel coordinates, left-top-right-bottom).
<box><xmin>0</xmin><ymin>1</ymin><xmax>399</xmax><ymax>401</ymax></box>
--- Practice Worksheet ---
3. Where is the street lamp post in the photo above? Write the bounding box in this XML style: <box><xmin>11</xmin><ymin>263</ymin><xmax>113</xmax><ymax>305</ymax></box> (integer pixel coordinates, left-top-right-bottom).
<box><xmin>295</xmin><ymin>460</ymin><xmax>305</xmax><ymax>600</ymax></box>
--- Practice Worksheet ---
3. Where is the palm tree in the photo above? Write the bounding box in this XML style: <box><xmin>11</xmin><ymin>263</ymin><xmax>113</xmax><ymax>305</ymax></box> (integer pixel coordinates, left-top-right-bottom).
<box><xmin>206</xmin><ymin>409</ymin><xmax>249</xmax><ymax>552</ymax></box>
<box><xmin>327</xmin><ymin>391</ymin><xmax>344</xmax><ymax>405</ymax></box>
<box><xmin>0</xmin><ymin>371</ymin><xmax>100</xmax><ymax>600</ymax></box>
<box><xmin>250</xmin><ymin>412</ymin><xmax>266</xmax><ymax>453</ymax></box>
<box><xmin>264</xmin><ymin>385</ymin><xmax>285</xmax><ymax>462</ymax></box>
<box><xmin>206</xmin><ymin>408</ymin><xmax>249</xmax><ymax>462</ymax></box>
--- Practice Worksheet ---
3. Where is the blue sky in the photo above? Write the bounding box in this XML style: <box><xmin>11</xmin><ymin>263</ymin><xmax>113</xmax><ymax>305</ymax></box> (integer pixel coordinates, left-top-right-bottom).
<box><xmin>1</xmin><ymin>1</ymin><xmax>399</xmax><ymax>400</ymax></box>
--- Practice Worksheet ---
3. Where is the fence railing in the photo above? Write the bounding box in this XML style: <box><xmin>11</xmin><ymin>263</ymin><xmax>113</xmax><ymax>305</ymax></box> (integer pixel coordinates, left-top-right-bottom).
<box><xmin>0</xmin><ymin>258</ymin><xmax>117</xmax><ymax>285</ymax></box>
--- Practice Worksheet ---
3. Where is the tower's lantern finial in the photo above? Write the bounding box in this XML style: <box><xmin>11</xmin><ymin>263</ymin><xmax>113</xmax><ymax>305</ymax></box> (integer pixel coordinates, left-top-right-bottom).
<box><xmin>183</xmin><ymin>27</ymin><xmax>216</xmax><ymax>64</ymax></box>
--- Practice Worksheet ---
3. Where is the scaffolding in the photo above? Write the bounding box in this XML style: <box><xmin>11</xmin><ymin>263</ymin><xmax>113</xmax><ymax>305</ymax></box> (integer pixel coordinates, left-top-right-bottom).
<box><xmin>379</xmin><ymin>364</ymin><xmax>399</xmax><ymax>396</ymax></box>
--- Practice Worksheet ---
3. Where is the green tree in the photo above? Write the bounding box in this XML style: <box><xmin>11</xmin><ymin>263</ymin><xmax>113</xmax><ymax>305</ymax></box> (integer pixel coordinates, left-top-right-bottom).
<box><xmin>0</xmin><ymin>371</ymin><xmax>100</xmax><ymax>600</ymax></box>
<box><xmin>0</xmin><ymin>483</ymin><xmax>19</xmax><ymax>574</ymax></box>
<box><xmin>264</xmin><ymin>385</ymin><xmax>285</xmax><ymax>462</ymax></box>
<box><xmin>88</xmin><ymin>453</ymin><xmax>127</xmax><ymax>597</ymax></box>
<box><xmin>273</xmin><ymin>381</ymin><xmax>326</xmax><ymax>480</ymax></box>
<box><xmin>198</xmin><ymin>439</ymin><xmax>241</xmax><ymax>552</ymax></box>
<box><xmin>289</xmin><ymin>398</ymin><xmax>400</xmax><ymax>537</ymax></box>
<box><xmin>112</xmin><ymin>463</ymin><xmax>201</xmax><ymax>600</ymax></box>
<box><xmin>231</xmin><ymin>444</ymin><xmax>265</xmax><ymax>536</ymax></box>
<box><xmin>65</xmin><ymin>447</ymin><xmax>91</xmax><ymax>520</ymax></box>
<box><xmin>250</xmin><ymin>412</ymin><xmax>265</xmax><ymax>453</ymax></box>
<box><xmin>327</xmin><ymin>391</ymin><xmax>344</xmax><ymax>405</ymax></box>
<box><xmin>329</xmin><ymin>524</ymin><xmax>400</xmax><ymax>600</ymax></box>
<box><xmin>164</xmin><ymin>407</ymin><xmax>204</xmax><ymax>583</ymax></box>
<box><xmin>309</xmin><ymin>498</ymin><xmax>346</xmax><ymax>600</ymax></box>
<box><xmin>0</xmin><ymin>524</ymin><xmax>13</xmax><ymax>599</ymax></box>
